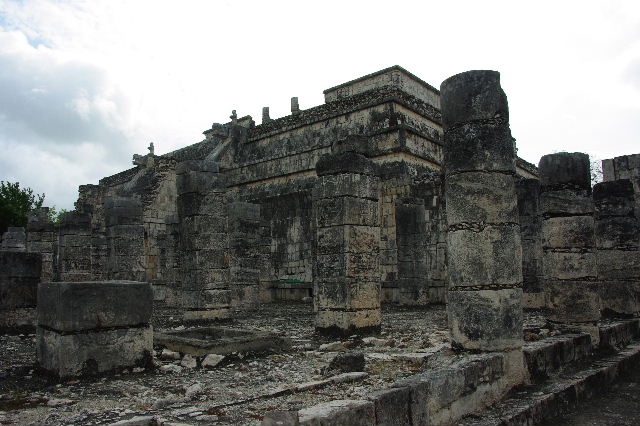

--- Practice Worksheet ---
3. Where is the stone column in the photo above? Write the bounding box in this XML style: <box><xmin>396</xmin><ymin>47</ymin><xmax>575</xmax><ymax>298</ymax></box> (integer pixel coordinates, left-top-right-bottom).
<box><xmin>27</xmin><ymin>208</ymin><xmax>56</xmax><ymax>282</ymax></box>
<box><xmin>157</xmin><ymin>214</ymin><xmax>181</xmax><ymax>307</ymax></box>
<box><xmin>516</xmin><ymin>179</ymin><xmax>544</xmax><ymax>308</ymax></box>
<box><xmin>538</xmin><ymin>152</ymin><xmax>600</xmax><ymax>325</ymax></box>
<box><xmin>0</xmin><ymin>251</ymin><xmax>41</xmax><ymax>332</ymax></box>
<box><xmin>395</xmin><ymin>197</ymin><xmax>429</xmax><ymax>305</ymax></box>
<box><xmin>593</xmin><ymin>179</ymin><xmax>640</xmax><ymax>316</ymax></box>
<box><xmin>176</xmin><ymin>159</ymin><xmax>231</xmax><ymax>322</ymax></box>
<box><xmin>312</xmin><ymin>150</ymin><xmax>381</xmax><ymax>336</ymax></box>
<box><xmin>440</xmin><ymin>71</ymin><xmax>523</xmax><ymax>352</ymax></box>
<box><xmin>228</xmin><ymin>201</ymin><xmax>261</xmax><ymax>309</ymax></box>
<box><xmin>1</xmin><ymin>227</ymin><xmax>26</xmax><ymax>252</ymax></box>
<box><xmin>57</xmin><ymin>211</ymin><xmax>92</xmax><ymax>281</ymax></box>
<box><xmin>105</xmin><ymin>196</ymin><xmax>145</xmax><ymax>281</ymax></box>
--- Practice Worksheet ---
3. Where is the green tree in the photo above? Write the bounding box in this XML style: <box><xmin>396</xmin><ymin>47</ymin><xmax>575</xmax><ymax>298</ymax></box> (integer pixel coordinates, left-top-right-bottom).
<box><xmin>0</xmin><ymin>181</ymin><xmax>45</xmax><ymax>234</ymax></box>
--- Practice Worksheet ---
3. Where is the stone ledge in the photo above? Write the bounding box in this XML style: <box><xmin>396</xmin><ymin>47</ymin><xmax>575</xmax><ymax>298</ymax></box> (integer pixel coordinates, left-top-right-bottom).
<box><xmin>459</xmin><ymin>341</ymin><xmax>640</xmax><ymax>426</ymax></box>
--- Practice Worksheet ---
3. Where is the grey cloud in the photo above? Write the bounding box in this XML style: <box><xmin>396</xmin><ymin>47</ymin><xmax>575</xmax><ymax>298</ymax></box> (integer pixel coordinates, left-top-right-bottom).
<box><xmin>0</xmin><ymin>32</ymin><xmax>132</xmax><ymax>161</ymax></box>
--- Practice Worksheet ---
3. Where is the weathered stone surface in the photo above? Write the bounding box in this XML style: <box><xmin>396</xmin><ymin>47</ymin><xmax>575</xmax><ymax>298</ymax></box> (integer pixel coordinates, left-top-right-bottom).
<box><xmin>541</xmin><ymin>216</ymin><xmax>595</xmax><ymax>249</ymax></box>
<box><xmin>593</xmin><ymin>179</ymin><xmax>636</xmax><ymax>218</ymax></box>
<box><xmin>314</xmin><ymin>197</ymin><xmax>379</xmax><ymax>228</ymax></box>
<box><xmin>445</xmin><ymin>172</ymin><xmax>519</xmax><ymax>225</ymax></box>
<box><xmin>366</xmin><ymin>387</ymin><xmax>411</xmax><ymax>426</ymax></box>
<box><xmin>446</xmin><ymin>225</ymin><xmax>522</xmax><ymax>288</ymax></box>
<box><xmin>37</xmin><ymin>281</ymin><xmax>152</xmax><ymax>332</ymax></box>
<box><xmin>315</xmin><ymin>280</ymin><xmax>381</xmax><ymax>310</ymax></box>
<box><xmin>328</xmin><ymin>352</ymin><xmax>365</xmax><ymax>373</ymax></box>
<box><xmin>315</xmin><ymin>151</ymin><xmax>377</xmax><ymax>177</ymax></box>
<box><xmin>315</xmin><ymin>309</ymin><xmax>382</xmax><ymax>334</ymax></box>
<box><xmin>0</xmin><ymin>251</ymin><xmax>42</xmax><ymax>310</ymax></box>
<box><xmin>595</xmin><ymin>249</ymin><xmax>640</xmax><ymax>280</ymax></box>
<box><xmin>311</xmin><ymin>174</ymin><xmax>380</xmax><ymax>201</ymax></box>
<box><xmin>37</xmin><ymin>325</ymin><xmax>152</xmax><ymax>378</ymax></box>
<box><xmin>298</xmin><ymin>399</ymin><xmax>375</xmax><ymax>426</ymax></box>
<box><xmin>595</xmin><ymin>217</ymin><xmax>639</xmax><ymax>249</ymax></box>
<box><xmin>539</xmin><ymin>189</ymin><xmax>594</xmax><ymax>216</ymax></box>
<box><xmin>447</xmin><ymin>288</ymin><xmax>524</xmax><ymax>351</ymax></box>
<box><xmin>444</xmin><ymin>123</ymin><xmax>515</xmax><ymax>174</ymax></box>
<box><xmin>545</xmin><ymin>281</ymin><xmax>601</xmax><ymax>322</ymax></box>
<box><xmin>538</xmin><ymin>152</ymin><xmax>591</xmax><ymax>190</ymax></box>
<box><xmin>542</xmin><ymin>251</ymin><xmax>597</xmax><ymax>280</ymax></box>
<box><xmin>1</xmin><ymin>227</ymin><xmax>26</xmax><ymax>251</ymax></box>
<box><xmin>598</xmin><ymin>282</ymin><xmax>638</xmax><ymax>317</ymax></box>
<box><xmin>440</xmin><ymin>70</ymin><xmax>508</xmax><ymax>130</ymax></box>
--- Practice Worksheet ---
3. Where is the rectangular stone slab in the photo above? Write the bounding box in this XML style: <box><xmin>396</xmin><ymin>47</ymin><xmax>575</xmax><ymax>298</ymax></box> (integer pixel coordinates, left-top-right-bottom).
<box><xmin>37</xmin><ymin>281</ymin><xmax>152</xmax><ymax>332</ymax></box>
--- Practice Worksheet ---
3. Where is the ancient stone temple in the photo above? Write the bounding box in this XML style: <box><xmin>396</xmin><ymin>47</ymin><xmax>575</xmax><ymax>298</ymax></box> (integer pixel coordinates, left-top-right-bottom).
<box><xmin>3</xmin><ymin>65</ymin><xmax>640</xmax><ymax>426</ymax></box>
<box><xmin>20</xmin><ymin>66</ymin><xmax>538</xmax><ymax>319</ymax></box>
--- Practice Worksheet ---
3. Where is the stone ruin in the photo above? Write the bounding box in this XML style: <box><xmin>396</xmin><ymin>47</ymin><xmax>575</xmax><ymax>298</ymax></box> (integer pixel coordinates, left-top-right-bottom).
<box><xmin>1</xmin><ymin>65</ymin><xmax>640</xmax><ymax>425</ymax></box>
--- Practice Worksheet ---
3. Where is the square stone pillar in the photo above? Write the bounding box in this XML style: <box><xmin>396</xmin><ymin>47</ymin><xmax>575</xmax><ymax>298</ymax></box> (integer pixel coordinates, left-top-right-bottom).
<box><xmin>1</xmin><ymin>227</ymin><xmax>26</xmax><ymax>252</ymax></box>
<box><xmin>538</xmin><ymin>152</ymin><xmax>601</xmax><ymax>324</ymax></box>
<box><xmin>176</xmin><ymin>159</ymin><xmax>231</xmax><ymax>322</ymax></box>
<box><xmin>312</xmin><ymin>151</ymin><xmax>381</xmax><ymax>336</ymax></box>
<box><xmin>0</xmin><ymin>251</ymin><xmax>41</xmax><ymax>332</ymax></box>
<box><xmin>440</xmin><ymin>70</ymin><xmax>524</xmax><ymax>352</ymax></box>
<box><xmin>36</xmin><ymin>281</ymin><xmax>153</xmax><ymax>378</ymax></box>
<box><xmin>593</xmin><ymin>179</ymin><xmax>640</xmax><ymax>316</ymax></box>
<box><xmin>228</xmin><ymin>201</ymin><xmax>262</xmax><ymax>309</ymax></box>
<box><xmin>57</xmin><ymin>211</ymin><xmax>92</xmax><ymax>281</ymax></box>
<box><xmin>105</xmin><ymin>196</ymin><xmax>145</xmax><ymax>281</ymax></box>
<box><xmin>27</xmin><ymin>208</ymin><xmax>56</xmax><ymax>282</ymax></box>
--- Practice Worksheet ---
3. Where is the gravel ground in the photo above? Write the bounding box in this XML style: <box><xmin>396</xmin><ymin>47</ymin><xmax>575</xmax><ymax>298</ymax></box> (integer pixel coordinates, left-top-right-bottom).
<box><xmin>0</xmin><ymin>302</ymin><xmax>547</xmax><ymax>425</ymax></box>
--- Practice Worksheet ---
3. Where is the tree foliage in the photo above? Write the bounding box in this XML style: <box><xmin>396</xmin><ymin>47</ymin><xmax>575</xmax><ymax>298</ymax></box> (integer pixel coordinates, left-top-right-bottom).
<box><xmin>0</xmin><ymin>181</ymin><xmax>45</xmax><ymax>234</ymax></box>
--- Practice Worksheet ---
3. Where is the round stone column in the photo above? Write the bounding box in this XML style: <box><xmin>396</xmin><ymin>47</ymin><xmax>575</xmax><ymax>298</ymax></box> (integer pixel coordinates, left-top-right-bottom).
<box><xmin>441</xmin><ymin>71</ymin><xmax>524</xmax><ymax>352</ymax></box>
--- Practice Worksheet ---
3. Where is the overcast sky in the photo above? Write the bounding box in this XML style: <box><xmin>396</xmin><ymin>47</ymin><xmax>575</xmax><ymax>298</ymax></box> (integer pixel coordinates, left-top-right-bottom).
<box><xmin>1</xmin><ymin>0</ymin><xmax>639</xmax><ymax>209</ymax></box>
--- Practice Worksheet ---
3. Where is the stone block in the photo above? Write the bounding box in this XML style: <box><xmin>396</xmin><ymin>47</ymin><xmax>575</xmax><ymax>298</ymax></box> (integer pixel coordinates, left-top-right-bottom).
<box><xmin>446</xmin><ymin>225</ymin><xmax>522</xmax><ymax>288</ymax></box>
<box><xmin>316</xmin><ymin>252</ymin><xmax>379</xmax><ymax>279</ymax></box>
<box><xmin>596</xmin><ymin>249</ymin><xmax>640</xmax><ymax>280</ymax></box>
<box><xmin>595</xmin><ymin>217</ymin><xmax>639</xmax><ymax>249</ymax></box>
<box><xmin>539</xmin><ymin>189</ymin><xmax>593</xmax><ymax>216</ymax></box>
<box><xmin>598</xmin><ymin>282</ymin><xmax>638</xmax><ymax>317</ymax></box>
<box><xmin>315</xmin><ymin>280</ymin><xmax>380</xmax><ymax>310</ymax></box>
<box><xmin>0</xmin><ymin>251</ymin><xmax>42</xmax><ymax>278</ymax></box>
<box><xmin>312</xmin><ymin>174</ymin><xmax>380</xmax><ymax>201</ymax></box>
<box><xmin>445</xmin><ymin>171</ymin><xmax>518</xmax><ymax>225</ymax></box>
<box><xmin>366</xmin><ymin>387</ymin><xmax>411</xmax><ymax>426</ymax></box>
<box><xmin>36</xmin><ymin>325</ymin><xmax>152</xmax><ymax>378</ymax></box>
<box><xmin>298</xmin><ymin>399</ymin><xmax>375</xmax><ymax>426</ymax></box>
<box><xmin>37</xmin><ymin>281</ymin><xmax>152</xmax><ymax>332</ymax></box>
<box><xmin>176</xmin><ymin>170</ymin><xmax>221</xmax><ymax>195</ymax></box>
<box><xmin>183</xmin><ymin>308</ymin><xmax>231</xmax><ymax>322</ymax></box>
<box><xmin>195</xmin><ymin>249</ymin><xmax>229</xmax><ymax>269</ymax></box>
<box><xmin>315</xmin><ymin>152</ymin><xmax>377</xmax><ymax>177</ymax></box>
<box><xmin>444</xmin><ymin>122</ymin><xmax>515</xmax><ymax>174</ymax></box>
<box><xmin>538</xmin><ymin>152</ymin><xmax>591</xmax><ymax>190</ymax></box>
<box><xmin>315</xmin><ymin>197</ymin><xmax>379</xmax><ymax>228</ymax></box>
<box><xmin>545</xmin><ymin>281</ymin><xmax>601</xmax><ymax>322</ymax></box>
<box><xmin>440</xmin><ymin>70</ymin><xmax>509</xmax><ymax>131</ymax></box>
<box><xmin>541</xmin><ymin>216</ymin><xmax>595</xmax><ymax>249</ymax></box>
<box><xmin>182</xmin><ymin>289</ymin><xmax>231</xmax><ymax>309</ymax></box>
<box><xmin>181</xmin><ymin>215</ymin><xmax>227</xmax><ymax>234</ymax></box>
<box><xmin>542</xmin><ymin>251</ymin><xmax>597</xmax><ymax>280</ymax></box>
<box><xmin>315</xmin><ymin>309</ymin><xmax>381</xmax><ymax>333</ymax></box>
<box><xmin>316</xmin><ymin>226</ymin><xmax>379</xmax><ymax>255</ymax></box>
<box><xmin>593</xmin><ymin>179</ymin><xmax>636</xmax><ymax>217</ymax></box>
<box><xmin>447</xmin><ymin>288</ymin><xmax>523</xmax><ymax>351</ymax></box>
